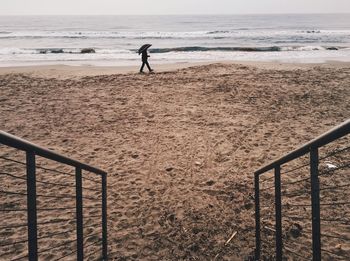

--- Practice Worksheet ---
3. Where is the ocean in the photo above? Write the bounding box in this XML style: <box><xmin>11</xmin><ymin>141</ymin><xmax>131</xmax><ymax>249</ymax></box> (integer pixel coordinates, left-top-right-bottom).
<box><xmin>0</xmin><ymin>14</ymin><xmax>350</xmax><ymax>66</ymax></box>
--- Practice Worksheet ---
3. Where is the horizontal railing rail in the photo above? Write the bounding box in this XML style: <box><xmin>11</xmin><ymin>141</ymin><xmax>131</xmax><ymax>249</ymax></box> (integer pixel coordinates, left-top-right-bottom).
<box><xmin>255</xmin><ymin>119</ymin><xmax>350</xmax><ymax>175</ymax></box>
<box><xmin>254</xmin><ymin>119</ymin><xmax>350</xmax><ymax>260</ymax></box>
<box><xmin>0</xmin><ymin>131</ymin><xmax>105</xmax><ymax>175</ymax></box>
<box><xmin>0</xmin><ymin>131</ymin><xmax>108</xmax><ymax>261</ymax></box>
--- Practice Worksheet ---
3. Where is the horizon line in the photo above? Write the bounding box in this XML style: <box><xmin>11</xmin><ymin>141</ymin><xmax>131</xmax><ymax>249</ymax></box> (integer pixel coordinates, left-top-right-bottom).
<box><xmin>1</xmin><ymin>12</ymin><xmax>350</xmax><ymax>16</ymax></box>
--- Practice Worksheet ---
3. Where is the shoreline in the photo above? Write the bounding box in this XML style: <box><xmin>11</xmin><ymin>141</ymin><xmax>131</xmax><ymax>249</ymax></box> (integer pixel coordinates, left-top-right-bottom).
<box><xmin>0</xmin><ymin>60</ymin><xmax>349</xmax><ymax>79</ymax></box>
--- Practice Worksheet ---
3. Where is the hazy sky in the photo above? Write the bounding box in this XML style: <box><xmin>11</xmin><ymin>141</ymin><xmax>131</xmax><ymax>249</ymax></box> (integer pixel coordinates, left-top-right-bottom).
<box><xmin>1</xmin><ymin>0</ymin><xmax>350</xmax><ymax>15</ymax></box>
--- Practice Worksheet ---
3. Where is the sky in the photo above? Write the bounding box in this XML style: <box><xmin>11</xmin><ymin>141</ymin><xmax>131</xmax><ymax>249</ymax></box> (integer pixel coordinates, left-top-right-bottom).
<box><xmin>1</xmin><ymin>0</ymin><xmax>350</xmax><ymax>15</ymax></box>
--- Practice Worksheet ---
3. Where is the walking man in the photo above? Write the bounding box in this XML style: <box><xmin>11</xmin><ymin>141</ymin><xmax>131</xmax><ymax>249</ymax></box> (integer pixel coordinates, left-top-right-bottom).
<box><xmin>140</xmin><ymin>49</ymin><xmax>153</xmax><ymax>73</ymax></box>
<box><xmin>138</xmin><ymin>44</ymin><xmax>153</xmax><ymax>73</ymax></box>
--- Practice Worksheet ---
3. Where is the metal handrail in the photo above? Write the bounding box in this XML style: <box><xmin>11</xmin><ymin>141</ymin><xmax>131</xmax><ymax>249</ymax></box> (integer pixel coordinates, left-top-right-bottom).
<box><xmin>0</xmin><ymin>131</ymin><xmax>106</xmax><ymax>175</ymax></box>
<box><xmin>255</xmin><ymin>119</ymin><xmax>350</xmax><ymax>175</ymax></box>
<box><xmin>254</xmin><ymin>119</ymin><xmax>350</xmax><ymax>261</ymax></box>
<box><xmin>0</xmin><ymin>131</ymin><xmax>108</xmax><ymax>261</ymax></box>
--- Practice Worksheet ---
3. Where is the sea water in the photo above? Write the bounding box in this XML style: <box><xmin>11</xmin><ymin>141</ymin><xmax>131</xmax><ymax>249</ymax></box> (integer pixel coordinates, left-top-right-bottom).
<box><xmin>0</xmin><ymin>14</ymin><xmax>349</xmax><ymax>66</ymax></box>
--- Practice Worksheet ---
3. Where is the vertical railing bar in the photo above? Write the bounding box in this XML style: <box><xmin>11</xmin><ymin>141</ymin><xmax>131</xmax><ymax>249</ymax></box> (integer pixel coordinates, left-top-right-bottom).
<box><xmin>75</xmin><ymin>167</ymin><xmax>84</xmax><ymax>261</ymax></box>
<box><xmin>102</xmin><ymin>173</ymin><xmax>108</xmax><ymax>260</ymax></box>
<box><xmin>27</xmin><ymin>151</ymin><xmax>38</xmax><ymax>261</ymax></box>
<box><xmin>310</xmin><ymin>148</ymin><xmax>321</xmax><ymax>261</ymax></box>
<box><xmin>275</xmin><ymin>166</ymin><xmax>283</xmax><ymax>261</ymax></box>
<box><xmin>255</xmin><ymin>173</ymin><xmax>261</xmax><ymax>260</ymax></box>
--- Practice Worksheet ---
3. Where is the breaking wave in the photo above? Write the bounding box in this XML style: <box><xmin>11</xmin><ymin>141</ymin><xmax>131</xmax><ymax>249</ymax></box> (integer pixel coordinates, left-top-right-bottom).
<box><xmin>148</xmin><ymin>46</ymin><xmax>344</xmax><ymax>53</ymax></box>
<box><xmin>0</xmin><ymin>48</ymin><xmax>132</xmax><ymax>55</ymax></box>
<box><xmin>1</xmin><ymin>30</ymin><xmax>350</xmax><ymax>40</ymax></box>
<box><xmin>0</xmin><ymin>46</ymin><xmax>345</xmax><ymax>56</ymax></box>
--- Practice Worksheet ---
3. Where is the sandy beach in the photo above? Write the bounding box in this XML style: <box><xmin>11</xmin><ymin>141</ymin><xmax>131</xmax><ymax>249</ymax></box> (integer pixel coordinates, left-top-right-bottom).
<box><xmin>0</xmin><ymin>60</ymin><xmax>349</xmax><ymax>79</ymax></box>
<box><xmin>1</xmin><ymin>61</ymin><xmax>350</xmax><ymax>260</ymax></box>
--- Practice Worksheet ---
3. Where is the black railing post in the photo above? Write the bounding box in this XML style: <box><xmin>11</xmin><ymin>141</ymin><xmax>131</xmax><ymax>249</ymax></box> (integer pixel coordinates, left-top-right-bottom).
<box><xmin>102</xmin><ymin>173</ymin><xmax>108</xmax><ymax>260</ymax></box>
<box><xmin>26</xmin><ymin>151</ymin><xmax>38</xmax><ymax>261</ymax></box>
<box><xmin>254</xmin><ymin>173</ymin><xmax>261</xmax><ymax>260</ymax></box>
<box><xmin>310</xmin><ymin>148</ymin><xmax>321</xmax><ymax>261</ymax></box>
<box><xmin>274</xmin><ymin>166</ymin><xmax>283</xmax><ymax>261</ymax></box>
<box><xmin>75</xmin><ymin>167</ymin><xmax>84</xmax><ymax>261</ymax></box>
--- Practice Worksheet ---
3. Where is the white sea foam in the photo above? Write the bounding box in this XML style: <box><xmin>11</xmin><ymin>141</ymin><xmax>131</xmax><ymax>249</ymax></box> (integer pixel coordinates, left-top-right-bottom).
<box><xmin>1</xmin><ymin>29</ymin><xmax>350</xmax><ymax>40</ymax></box>
<box><xmin>0</xmin><ymin>47</ymin><xmax>38</xmax><ymax>55</ymax></box>
<box><xmin>280</xmin><ymin>46</ymin><xmax>327</xmax><ymax>51</ymax></box>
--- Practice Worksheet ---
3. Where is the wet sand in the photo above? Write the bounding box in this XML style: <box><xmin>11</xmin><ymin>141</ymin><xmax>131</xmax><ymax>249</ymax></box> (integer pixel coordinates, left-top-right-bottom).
<box><xmin>0</xmin><ymin>60</ymin><xmax>349</xmax><ymax>79</ymax></box>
